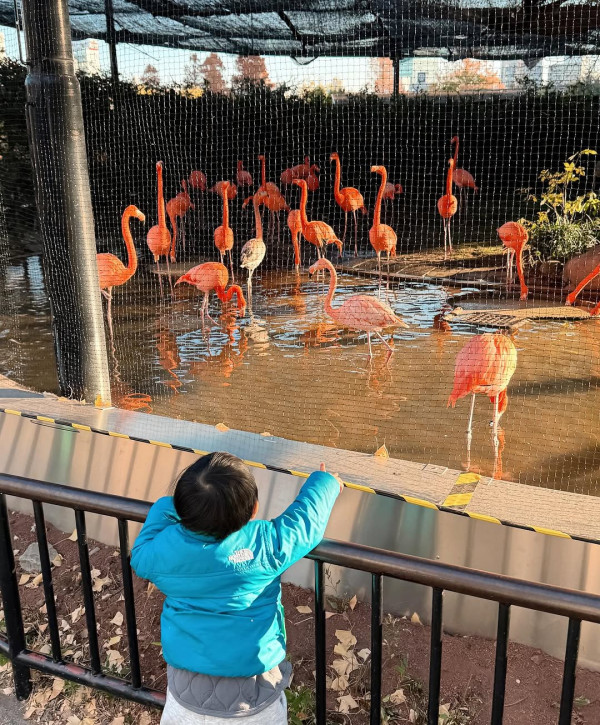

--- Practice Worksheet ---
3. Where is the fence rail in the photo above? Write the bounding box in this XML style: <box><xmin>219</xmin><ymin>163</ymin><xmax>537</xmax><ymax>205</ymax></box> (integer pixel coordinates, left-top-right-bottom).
<box><xmin>0</xmin><ymin>471</ymin><xmax>599</xmax><ymax>724</ymax></box>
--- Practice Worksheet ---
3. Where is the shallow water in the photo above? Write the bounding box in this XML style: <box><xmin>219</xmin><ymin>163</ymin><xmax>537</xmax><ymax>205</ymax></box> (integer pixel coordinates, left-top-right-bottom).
<box><xmin>2</xmin><ymin>253</ymin><xmax>600</xmax><ymax>496</ymax></box>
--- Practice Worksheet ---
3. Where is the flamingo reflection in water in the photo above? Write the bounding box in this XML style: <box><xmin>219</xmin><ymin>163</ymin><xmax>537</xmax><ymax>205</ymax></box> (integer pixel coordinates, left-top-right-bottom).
<box><xmin>188</xmin><ymin>311</ymin><xmax>249</xmax><ymax>385</ymax></box>
<box><xmin>156</xmin><ymin>325</ymin><xmax>182</xmax><ymax>393</ymax></box>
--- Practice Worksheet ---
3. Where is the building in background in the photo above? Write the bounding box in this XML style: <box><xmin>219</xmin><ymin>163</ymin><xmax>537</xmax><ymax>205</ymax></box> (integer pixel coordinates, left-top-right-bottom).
<box><xmin>72</xmin><ymin>39</ymin><xmax>100</xmax><ymax>76</ymax></box>
<box><xmin>0</xmin><ymin>31</ymin><xmax>6</xmax><ymax>62</ymax></box>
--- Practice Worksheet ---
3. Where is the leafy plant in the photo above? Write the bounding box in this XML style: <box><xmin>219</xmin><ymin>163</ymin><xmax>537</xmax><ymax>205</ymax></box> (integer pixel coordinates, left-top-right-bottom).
<box><xmin>286</xmin><ymin>685</ymin><xmax>316</xmax><ymax>725</ymax></box>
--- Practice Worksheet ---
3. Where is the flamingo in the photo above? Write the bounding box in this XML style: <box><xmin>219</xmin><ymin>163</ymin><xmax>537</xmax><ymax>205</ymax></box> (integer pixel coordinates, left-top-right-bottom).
<box><xmin>236</xmin><ymin>160</ymin><xmax>253</xmax><ymax>188</ymax></box>
<box><xmin>240</xmin><ymin>193</ymin><xmax>267</xmax><ymax>298</ymax></box>
<box><xmin>382</xmin><ymin>182</ymin><xmax>403</xmax><ymax>225</ymax></box>
<box><xmin>448</xmin><ymin>333</ymin><xmax>517</xmax><ymax>458</ymax></box>
<box><xmin>258</xmin><ymin>154</ymin><xmax>289</xmax><ymax>241</ymax></box>
<box><xmin>280</xmin><ymin>156</ymin><xmax>313</xmax><ymax>185</ymax></box>
<box><xmin>437</xmin><ymin>158</ymin><xmax>458</xmax><ymax>259</ymax></box>
<box><xmin>166</xmin><ymin>179</ymin><xmax>194</xmax><ymax>262</ymax></box>
<box><xmin>565</xmin><ymin>264</ymin><xmax>600</xmax><ymax>315</ymax></box>
<box><xmin>309</xmin><ymin>257</ymin><xmax>408</xmax><ymax>357</ymax></box>
<box><xmin>330</xmin><ymin>152</ymin><xmax>367</xmax><ymax>257</ymax></box>
<box><xmin>451</xmin><ymin>136</ymin><xmax>478</xmax><ymax>212</ymax></box>
<box><xmin>307</xmin><ymin>164</ymin><xmax>320</xmax><ymax>192</ymax></box>
<box><xmin>287</xmin><ymin>209</ymin><xmax>302</xmax><ymax>272</ymax></box>
<box><xmin>175</xmin><ymin>262</ymin><xmax>246</xmax><ymax>326</ymax></box>
<box><xmin>97</xmin><ymin>205</ymin><xmax>144</xmax><ymax>337</ymax></box>
<box><xmin>293</xmin><ymin>179</ymin><xmax>342</xmax><ymax>261</ymax></box>
<box><xmin>213</xmin><ymin>181</ymin><xmax>235</xmax><ymax>281</ymax></box>
<box><xmin>146</xmin><ymin>161</ymin><xmax>173</xmax><ymax>291</ymax></box>
<box><xmin>210</xmin><ymin>180</ymin><xmax>237</xmax><ymax>200</ymax></box>
<box><xmin>498</xmin><ymin>222</ymin><xmax>529</xmax><ymax>300</ymax></box>
<box><xmin>188</xmin><ymin>170</ymin><xmax>207</xmax><ymax>191</ymax></box>
<box><xmin>369</xmin><ymin>165</ymin><xmax>397</xmax><ymax>293</ymax></box>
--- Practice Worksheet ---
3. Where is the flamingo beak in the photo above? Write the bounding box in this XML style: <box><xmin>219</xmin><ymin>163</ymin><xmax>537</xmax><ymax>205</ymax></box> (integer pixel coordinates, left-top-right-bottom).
<box><xmin>308</xmin><ymin>263</ymin><xmax>318</xmax><ymax>275</ymax></box>
<box><xmin>174</xmin><ymin>275</ymin><xmax>187</xmax><ymax>286</ymax></box>
<box><xmin>335</xmin><ymin>240</ymin><xmax>343</xmax><ymax>253</ymax></box>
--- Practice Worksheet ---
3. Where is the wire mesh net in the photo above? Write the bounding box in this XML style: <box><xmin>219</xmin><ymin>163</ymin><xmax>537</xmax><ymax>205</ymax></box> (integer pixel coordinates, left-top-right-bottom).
<box><xmin>2</xmin><ymin>1</ymin><xmax>600</xmax><ymax>510</ymax></box>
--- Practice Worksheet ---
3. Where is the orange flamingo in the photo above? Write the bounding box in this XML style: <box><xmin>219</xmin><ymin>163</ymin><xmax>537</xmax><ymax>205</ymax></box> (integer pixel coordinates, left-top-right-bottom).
<box><xmin>236</xmin><ymin>160</ymin><xmax>253</xmax><ymax>188</ymax></box>
<box><xmin>97</xmin><ymin>205</ymin><xmax>145</xmax><ymax>337</ymax></box>
<box><xmin>210</xmin><ymin>180</ymin><xmax>237</xmax><ymax>200</ymax></box>
<box><xmin>166</xmin><ymin>179</ymin><xmax>194</xmax><ymax>262</ymax></box>
<box><xmin>293</xmin><ymin>179</ymin><xmax>342</xmax><ymax>260</ymax></box>
<box><xmin>382</xmin><ymin>182</ymin><xmax>403</xmax><ymax>225</ymax></box>
<box><xmin>309</xmin><ymin>258</ymin><xmax>408</xmax><ymax>357</ymax></box>
<box><xmin>498</xmin><ymin>222</ymin><xmax>528</xmax><ymax>300</ymax></box>
<box><xmin>437</xmin><ymin>158</ymin><xmax>458</xmax><ymax>259</ymax></box>
<box><xmin>330</xmin><ymin>152</ymin><xmax>367</xmax><ymax>256</ymax></box>
<box><xmin>258</xmin><ymin>154</ymin><xmax>289</xmax><ymax>241</ymax></box>
<box><xmin>565</xmin><ymin>264</ymin><xmax>600</xmax><ymax>315</ymax></box>
<box><xmin>287</xmin><ymin>209</ymin><xmax>302</xmax><ymax>272</ymax></box>
<box><xmin>451</xmin><ymin>136</ymin><xmax>478</xmax><ymax>212</ymax></box>
<box><xmin>280</xmin><ymin>156</ymin><xmax>313</xmax><ymax>185</ymax></box>
<box><xmin>214</xmin><ymin>180</ymin><xmax>235</xmax><ymax>281</ymax></box>
<box><xmin>175</xmin><ymin>262</ymin><xmax>246</xmax><ymax>326</ymax></box>
<box><xmin>240</xmin><ymin>193</ymin><xmax>267</xmax><ymax>297</ymax></box>
<box><xmin>146</xmin><ymin>161</ymin><xmax>173</xmax><ymax>290</ymax></box>
<box><xmin>307</xmin><ymin>164</ymin><xmax>320</xmax><ymax>192</ymax></box>
<box><xmin>448</xmin><ymin>333</ymin><xmax>517</xmax><ymax>452</ymax></box>
<box><xmin>369</xmin><ymin>165</ymin><xmax>397</xmax><ymax>291</ymax></box>
<box><xmin>188</xmin><ymin>170</ymin><xmax>207</xmax><ymax>191</ymax></box>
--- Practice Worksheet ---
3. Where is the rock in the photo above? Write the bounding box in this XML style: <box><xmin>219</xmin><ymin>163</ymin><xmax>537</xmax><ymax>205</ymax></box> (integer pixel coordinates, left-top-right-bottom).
<box><xmin>19</xmin><ymin>542</ymin><xmax>58</xmax><ymax>573</ymax></box>
<box><xmin>563</xmin><ymin>245</ymin><xmax>600</xmax><ymax>292</ymax></box>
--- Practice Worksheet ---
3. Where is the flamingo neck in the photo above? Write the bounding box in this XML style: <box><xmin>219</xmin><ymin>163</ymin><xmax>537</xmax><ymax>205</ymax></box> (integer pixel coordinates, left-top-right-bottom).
<box><xmin>515</xmin><ymin>244</ymin><xmax>528</xmax><ymax>297</ymax></box>
<box><xmin>446</xmin><ymin>161</ymin><xmax>454</xmax><ymax>197</ymax></box>
<box><xmin>323</xmin><ymin>262</ymin><xmax>337</xmax><ymax>318</ymax></box>
<box><xmin>216</xmin><ymin>284</ymin><xmax>245</xmax><ymax>309</ymax></box>
<box><xmin>452</xmin><ymin>137</ymin><xmax>459</xmax><ymax>166</ymax></box>
<box><xmin>304</xmin><ymin>156</ymin><xmax>310</xmax><ymax>166</ymax></box>
<box><xmin>122</xmin><ymin>209</ymin><xmax>138</xmax><ymax>277</ymax></box>
<box><xmin>157</xmin><ymin>164</ymin><xmax>166</xmax><ymax>228</ymax></box>
<box><xmin>333</xmin><ymin>156</ymin><xmax>342</xmax><ymax>199</ymax></box>
<box><xmin>298</xmin><ymin>183</ymin><xmax>309</xmax><ymax>228</ymax></box>
<box><xmin>374</xmin><ymin>168</ymin><xmax>387</xmax><ymax>228</ymax></box>
<box><xmin>253</xmin><ymin>196</ymin><xmax>263</xmax><ymax>239</ymax></box>
<box><xmin>222</xmin><ymin>189</ymin><xmax>229</xmax><ymax>229</ymax></box>
<box><xmin>237</xmin><ymin>161</ymin><xmax>243</xmax><ymax>172</ymax></box>
<box><xmin>260</xmin><ymin>157</ymin><xmax>266</xmax><ymax>189</ymax></box>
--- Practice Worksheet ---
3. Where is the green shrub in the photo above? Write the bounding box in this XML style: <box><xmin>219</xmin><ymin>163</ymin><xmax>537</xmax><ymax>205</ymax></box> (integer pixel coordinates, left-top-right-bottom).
<box><xmin>525</xmin><ymin>218</ymin><xmax>600</xmax><ymax>262</ymax></box>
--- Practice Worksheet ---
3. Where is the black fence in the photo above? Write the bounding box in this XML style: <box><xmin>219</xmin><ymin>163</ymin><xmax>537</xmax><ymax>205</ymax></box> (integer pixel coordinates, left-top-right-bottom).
<box><xmin>0</xmin><ymin>471</ymin><xmax>600</xmax><ymax>725</ymax></box>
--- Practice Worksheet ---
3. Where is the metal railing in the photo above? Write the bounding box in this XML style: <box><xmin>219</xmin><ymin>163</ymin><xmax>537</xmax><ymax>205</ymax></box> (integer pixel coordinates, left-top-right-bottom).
<box><xmin>0</xmin><ymin>472</ymin><xmax>599</xmax><ymax>725</ymax></box>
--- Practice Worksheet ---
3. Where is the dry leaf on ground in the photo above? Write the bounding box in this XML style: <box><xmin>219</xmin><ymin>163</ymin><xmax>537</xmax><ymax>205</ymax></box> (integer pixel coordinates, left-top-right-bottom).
<box><xmin>411</xmin><ymin>612</ymin><xmax>422</xmax><ymax>625</ymax></box>
<box><xmin>357</xmin><ymin>648</ymin><xmax>371</xmax><ymax>661</ymax></box>
<box><xmin>215</xmin><ymin>423</ymin><xmax>230</xmax><ymax>432</ymax></box>
<box><xmin>296</xmin><ymin>605</ymin><xmax>312</xmax><ymax>614</ymax></box>
<box><xmin>348</xmin><ymin>594</ymin><xmax>357</xmax><ymax>611</ymax></box>
<box><xmin>110</xmin><ymin>611</ymin><xmax>124</xmax><ymax>627</ymax></box>
<box><xmin>389</xmin><ymin>688</ymin><xmax>406</xmax><ymax>705</ymax></box>
<box><xmin>335</xmin><ymin>629</ymin><xmax>357</xmax><ymax>648</ymax></box>
<box><xmin>337</xmin><ymin>694</ymin><xmax>358</xmax><ymax>713</ymax></box>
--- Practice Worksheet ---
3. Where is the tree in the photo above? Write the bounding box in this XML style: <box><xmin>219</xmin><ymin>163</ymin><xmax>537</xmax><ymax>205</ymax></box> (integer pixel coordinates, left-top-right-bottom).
<box><xmin>200</xmin><ymin>53</ymin><xmax>227</xmax><ymax>93</ymax></box>
<box><xmin>183</xmin><ymin>53</ymin><xmax>203</xmax><ymax>89</ymax></box>
<box><xmin>372</xmin><ymin>57</ymin><xmax>394</xmax><ymax>96</ymax></box>
<box><xmin>434</xmin><ymin>59</ymin><xmax>504</xmax><ymax>93</ymax></box>
<box><xmin>140</xmin><ymin>64</ymin><xmax>161</xmax><ymax>89</ymax></box>
<box><xmin>231</xmin><ymin>55</ymin><xmax>272</xmax><ymax>91</ymax></box>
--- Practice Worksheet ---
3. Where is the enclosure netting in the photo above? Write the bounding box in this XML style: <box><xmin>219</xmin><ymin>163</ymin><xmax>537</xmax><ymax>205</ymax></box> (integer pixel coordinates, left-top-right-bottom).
<box><xmin>2</xmin><ymin>1</ymin><xmax>600</xmax><ymax>506</ymax></box>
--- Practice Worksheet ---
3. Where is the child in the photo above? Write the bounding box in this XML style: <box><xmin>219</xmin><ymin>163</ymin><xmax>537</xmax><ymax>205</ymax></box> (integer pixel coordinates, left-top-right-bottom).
<box><xmin>131</xmin><ymin>451</ymin><xmax>342</xmax><ymax>724</ymax></box>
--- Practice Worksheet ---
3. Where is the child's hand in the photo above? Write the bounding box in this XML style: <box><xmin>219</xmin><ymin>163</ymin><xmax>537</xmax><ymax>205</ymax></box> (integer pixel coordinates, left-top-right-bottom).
<box><xmin>320</xmin><ymin>463</ymin><xmax>344</xmax><ymax>493</ymax></box>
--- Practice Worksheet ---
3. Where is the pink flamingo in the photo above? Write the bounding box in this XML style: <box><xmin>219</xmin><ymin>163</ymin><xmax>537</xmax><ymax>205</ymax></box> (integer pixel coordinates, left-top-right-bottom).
<box><xmin>451</xmin><ymin>136</ymin><xmax>478</xmax><ymax>212</ymax></box>
<box><xmin>280</xmin><ymin>156</ymin><xmax>313</xmax><ymax>185</ymax></box>
<box><xmin>175</xmin><ymin>262</ymin><xmax>246</xmax><ymax>326</ymax></box>
<box><xmin>236</xmin><ymin>161</ymin><xmax>253</xmax><ymax>188</ymax></box>
<box><xmin>307</xmin><ymin>165</ymin><xmax>320</xmax><ymax>192</ymax></box>
<box><xmin>97</xmin><ymin>205</ymin><xmax>144</xmax><ymax>338</ymax></box>
<box><xmin>214</xmin><ymin>181</ymin><xmax>235</xmax><ymax>281</ymax></box>
<box><xmin>309</xmin><ymin>257</ymin><xmax>408</xmax><ymax>357</ymax></box>
<box><xmin>258</xmin><ymin>154</ymin><xmax>289</xmax><ymax>242</ymax></box>
<box><xmin>210</xmin><ymin>180</ymin><xmax>237</xmax><ymax>200</ymax></box>
<box><xmin>437</xmin><ymin>158</ymin><xmax>458</xmax><ymax>259</ymax></box>
<box><xmin>240</xmin><ymin>193</ymin><xmax>267</xmax><ymax>297</ymax></box>
<box><xmin>146</xmin><ymin>161</ymin><xmax>172</xmax><ymax>293</ymax></box>
<box><xmin>566</xmin><ymin>264</ymin><xmax>600</xmax><ymax>315</ymax></box>
<box><xmin>370</xmin><ymin>165</ymin><xmax>397</xmax><ymax>293</ymax></box>
<box><xmin>498</xmin><ymin>222</ymin><xmax>528</xmax><ymax>300</ymax></box>
<box><xmin>287</xmin><ymin>209</ymin><xmax>302</xmax><ymax>272</ymax></box>
<box><xmin>166</xmin><ymin>179</ymin><xmax>194</xmax><ymax>262</ymax></box>
<box><xmin>188</xmin><ymin>170</ymin><xmax>207</xmax><ymax>191</ymax></box>
<box><xmin>382</xmin><ymin>182</ymin><xmax>403</xmax><ymax>225</ymax></box>
<box><xmin>293</xmin><ymin>179</ymin><xmax>342</xmax><ymax>261</ymax></box>
<box><xmin>330</xmin><ymin>152</ymin><xmax>367</xmax><ymax>257</ymax></box>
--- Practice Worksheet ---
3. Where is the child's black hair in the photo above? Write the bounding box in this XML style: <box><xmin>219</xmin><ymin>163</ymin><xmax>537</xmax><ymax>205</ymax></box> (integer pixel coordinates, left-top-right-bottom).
<box><xmin>173</xmin><ymin>452</ymin><xmax>258</xmax><ymax>540</ymax></box>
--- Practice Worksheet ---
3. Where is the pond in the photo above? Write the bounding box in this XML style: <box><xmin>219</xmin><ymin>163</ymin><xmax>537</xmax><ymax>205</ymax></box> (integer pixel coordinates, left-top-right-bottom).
<box><xmin>2</xmin><ymin>252</ymin><xmax>600</xmax><ymax>496</ymax></box>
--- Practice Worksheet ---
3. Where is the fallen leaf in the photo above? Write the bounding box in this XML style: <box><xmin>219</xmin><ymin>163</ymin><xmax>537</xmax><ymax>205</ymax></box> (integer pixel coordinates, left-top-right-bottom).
<box><xmin>92</xmin><ymin>576</ymin><xmax>111</xmax><ymax>593</ymax></box>
<box><xmin>374</xmin><ymin>444</ymin><xmax>389</xmax><ymax>458</ymax></box>
<box><xmin>409</xmin><ymin>708</ymin><xmax>417</xmax><ymax>722</ymax></box>
<box><xmin>111</xmin><ymin>611</ymin><xmax>124</xmax><ymax>627</ymax></box>
<box><xmin>109</xmin><ymin>718</ymin><xmax>125</xmax><ymax>725</ymax></box>
<box><xmin>215</xmin><ymin>423</ymin><xmax>230</xmax><ymax>432</ymax></box>
<box><xmin>106</xmin><ymin>649</ymin><xmax>125</xmax><ymax>670</ymax></box>
<box><xmin>29</xmin><ymin>573</ymin><xmax>43</xmax><ymax>587</ymax></box>
<box><xmin>411</xmin><ymin>612</ymin><xmax>422</xmax><ymax>625</ymax></box>
<box><xmin>39</xmin><ymin>623</ymin><xmax>48</xmax><ymax>633</ymax></box>
<box><xmin>325</xmin><ymin>612</ymin><xmax>337</xmax><ymax>619</ymax></box>
<box><xmin>19</xmin><ymin>574</ymin><xmax>30</xmax><ymax>585</ymax></box>
<box><xmin>335</xmin><ymin>629</ymin><xmax>357</xmax><ymax>648</ymax></box>
<box><xmin>331</xmin><ymin>659</ymin><xmax>350</xmax><ymax>677</ymax></box>
<box><xmin>68</xmin><ymin>529</ymin><xmax>78</xmax><ymax>542</ymax></box>
<box><xmin>71</xmin><ymin>606</ymin><xmax>84</xmax><ymax>623</ymax></box>
<box><xmin>337</xmin><ymin>694</ymin><xmax>358</xmax><ymax>713</ymax></box>
<box><xmin>296</xmin><ymin>605</ymin><xmax>312</xmax><ymax>614</ymax></box>
<box><xmin>147</xmin><ymin>582</ymin><xmax>157</xmax><ymax>596</ymax></box>
<box><xmin>48</xmin><ymin>678</ymin><xmax>64</xmax><ymax>701</ymax></box>
<box><xmin>139</xmin><ymin>715</ymin><xmax>153</xmax><ymax>725</ymax></box>
<box><xmin>67</xmin><ymin>718</ymin><xmax>82</xmax><ymax>725</ymax></box>
<box><xmin>260</xmin><ymin>431</ymin><xmax>272</xmax><ymax>437</ymax></box>
<box><xmin>357</xmin><ymin>648</ymin><xmax>371</xmax><ymax>661</ymax></box>
<box><xmin>334</xmin><ymin>643</ymin><xmax>349</xmax><ymax>657</ymax></box>
<box><xmin>390</xmin><ymin>688</ymin><xmax>406</xmax><ymax>705</ymax></box>
<box><xmin>107</xmin><ymin>636</ymin><xmax>121</xmax><ymax>647</ymax></box>
<box><xmin>330</xmin><ymin>675</ymin><xmax>349</xmax><ymax>692</ymax></box>
<box><xmin>348</xmin><ymin>594</ymin><xmax>357</xmax><ymax>611</ymax></box>
<box><xmin>52</xmin><ymin>553</ymin><xmax>63</xmax><ymax>567</ymax></box>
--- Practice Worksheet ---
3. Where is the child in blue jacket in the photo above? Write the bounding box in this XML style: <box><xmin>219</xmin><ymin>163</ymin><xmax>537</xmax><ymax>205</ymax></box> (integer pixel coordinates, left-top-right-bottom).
<box><xmin>131</xmin><ymin>451</ymin><xmax>342</xmax><ymax>724</ymax></box>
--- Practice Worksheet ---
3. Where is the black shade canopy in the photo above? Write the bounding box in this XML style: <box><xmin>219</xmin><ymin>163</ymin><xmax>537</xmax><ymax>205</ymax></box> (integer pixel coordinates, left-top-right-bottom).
<box><xmin>1</xmin><ymin>0</ymin><xmax>599</xmax><ymax>60</ymax></box>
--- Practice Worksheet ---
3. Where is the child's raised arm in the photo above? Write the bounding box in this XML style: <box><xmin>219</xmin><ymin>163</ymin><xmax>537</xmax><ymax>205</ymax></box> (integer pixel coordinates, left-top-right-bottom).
<box><xmin>131</xmin><ymin>496</ymin><xmax>179</xmax><ymax>579</ymax></box>
<box><xmin>267</xmin><ymin>465</ymin><xmax>342</xmax><ymax>574</ymax></box>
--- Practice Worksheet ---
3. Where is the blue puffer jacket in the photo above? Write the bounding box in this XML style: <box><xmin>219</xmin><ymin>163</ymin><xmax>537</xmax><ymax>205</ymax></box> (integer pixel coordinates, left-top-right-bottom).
<box><xmin>131</xmin><ymin>470</ymin><xmax>340</xmax><ymax>677</ymax></box>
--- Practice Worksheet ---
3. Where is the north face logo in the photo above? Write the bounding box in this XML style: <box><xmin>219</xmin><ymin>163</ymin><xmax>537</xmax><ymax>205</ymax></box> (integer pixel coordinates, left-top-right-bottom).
<box><xmin>228</xmin><ymin>549</ymin><xmax>254</xmax><ymax>564</ymax></box>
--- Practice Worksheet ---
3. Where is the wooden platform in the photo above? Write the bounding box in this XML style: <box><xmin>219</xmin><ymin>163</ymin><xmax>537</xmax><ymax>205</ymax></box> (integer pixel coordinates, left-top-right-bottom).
<box><xmin>445</xmin><ymin>305</ymin><xmax>592</xmax><ymax>330</ymax></box>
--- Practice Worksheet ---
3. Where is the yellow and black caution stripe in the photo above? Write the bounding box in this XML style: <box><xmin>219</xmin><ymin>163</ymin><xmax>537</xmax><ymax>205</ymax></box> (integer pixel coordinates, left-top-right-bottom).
<box><xmin>0</xmin><ymin>406</ymin><xmax>591</xmax><ymax>546</ymax></box>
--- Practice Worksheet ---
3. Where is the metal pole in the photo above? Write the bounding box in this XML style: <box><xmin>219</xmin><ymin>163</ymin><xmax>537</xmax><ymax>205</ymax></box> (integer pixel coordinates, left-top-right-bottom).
<box><xmin>392</xmin><ymin>56</ymin><xmax>400</xmax><ymax>97</ymax></box>
<box><xmin>21</xmin><ymin>0</ymin><xmax>112</xmax><ymax>404</ymax></box>
<box><xmin>105</xmin><ymin>0</ymin><xmax>119</xmax><ymax>85</ymax></box>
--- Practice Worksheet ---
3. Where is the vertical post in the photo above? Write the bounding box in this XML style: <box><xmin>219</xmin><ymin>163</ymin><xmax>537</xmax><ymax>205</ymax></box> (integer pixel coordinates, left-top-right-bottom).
<box><xmin>370</xmin><ymin>575</ymin><xmax>383</xmax><ymax>725</ymax></box>
<box><xmin>427</xmin><ymin>588</ymin><xmax>443</xmax><ymax>725</ymax></box>
<box><xmin>21</xmin><ymin>0</ymin><xmax>111</xmax><ymax>404</ymax></box>
<box><xmin>0</xmin><ymin>495</ymin><xmax>31</xmax><ymax>700</ymax></box>
<box><xmin>104</xmin><ymin>0</ymin><xmax>119</xmax><ymax>85</ymax></box>
<box><xmin>314</xmin><ymin>561</ymin><xmax>327</xmax><ymax>725</ymax></box>
<box><xmin>558</xmin><ymin>618</ymin><xmax>581</xmax><ymax>725</ymax></box>
<box><xmin>491</xmin><ymin>603</ymin><xmax>510</xmax><ymax>725</ymax></box>
<box><xmin>392</xmin><ymin>56</ymin><xmax>400</xmax><ymax>98</ymax></box>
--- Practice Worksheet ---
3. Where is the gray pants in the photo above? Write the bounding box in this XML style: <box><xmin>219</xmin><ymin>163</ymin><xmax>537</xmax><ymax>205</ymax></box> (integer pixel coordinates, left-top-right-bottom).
<box><xmin>160</xmin><ymin>689</ymin><xmax>288</xmax><ymax>724</ymax></box>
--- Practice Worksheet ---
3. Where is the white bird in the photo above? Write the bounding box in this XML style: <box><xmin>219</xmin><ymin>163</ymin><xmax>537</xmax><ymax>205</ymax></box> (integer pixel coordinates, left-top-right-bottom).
<box><xmin>240</xmin><ymin>192</ymin><xmax>267</xmax><ymax>298</ymax></box>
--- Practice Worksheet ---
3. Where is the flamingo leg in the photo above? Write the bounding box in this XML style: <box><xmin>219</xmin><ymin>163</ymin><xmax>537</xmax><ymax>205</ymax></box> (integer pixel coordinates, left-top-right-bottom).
<box><xmin>353</xmin><ymin>209</ymin><xmax>358</xmax><ymax>258</ymax></box>
<box><xmin>443</xmin><ymin>220</ymin><xmax>447</xmax><ymax>259</ymax></box>
<box><xmin>156</xmin><ymin>260</ymin><xmax>164</xmax><ymax>299</ymax></box>
<box><xmin>104</xmin><ymin>288</ymin><xmax>114</xmax><ymax>341</ymax></box>
<box><xmin>165</xmin><ymin>255</ymin><xmax>174</xmax><ymax>294</ymax></box>
<box><xmin>467</xmin><ymin>392</ymin><xmax>476</xmax><ymax>438</ymax></box>
<box><xmin>181</xmin><ymin>216</ymin><xmax>186</xmax><ymax>252</ymax></box>
<box><xmin>492</xmin><ymin>394</ymin><xmax>500</xmax><ymax>455</ymax></box>
<box><xmin>448</xmin><ymin>221</ymin><xmax>453</xmax><ymax>256</ymax></box>
<box><xmin>374</xmin><ymin>330</ymin><xmax>394</xmax><ymax>352</ymax></box>
<box><xmin>367</xmin><ymin>331</ymin><xmax>373</xmax><ymax>358</ymax></box>
<box><xmin>342</xmin><ymin>212</ymin><xmax>348</xmax><ymax>247</ymax></box>
<box><xmin>229</xmin><ymin>250</ymin><xmax>235</xmax><ymax>284</ymax></box>
<box><xmin>377</xmin><ymin>252</ymin><xmax>382</xmax><ymax>298</ymax></box>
